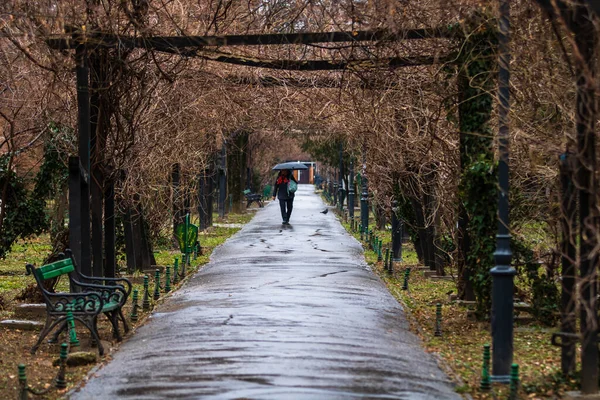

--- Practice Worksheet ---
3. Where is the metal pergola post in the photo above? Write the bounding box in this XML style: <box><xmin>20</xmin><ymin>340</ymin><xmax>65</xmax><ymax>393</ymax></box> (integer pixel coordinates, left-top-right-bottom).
<box><xmin>574</xmin><ymin>5</ymin><xmax>599</xmax><ymax>393</ymax></box>
<box><xmin>490</xmin><ymin>0</ymin><xmax>515</xmax><ymax>383</ymax></box>
<box><xmin>71</xmin><ymin>43</ymin><xmax>92</xmax><ymax>277</ymax></box>
<box><xmin>348</xmin><ymin>159</ymin><xmax>355</xmax><ymax>220</ymax></box>
<box><xmin>360</xmin><ymin>143</ymin><xmax>369</xmax><ymax>232</ymax></box>
<box><xmin>391</xmin><ymin>200</ymin><xmax>403</xmax><ymax>261</ymax></box>
<box><xmin>218</xmin><ymin>143</ymin><xmax>227</xmax><ymax>218</ymax></box>
<box><xmin>338</xmin><ymin>142</ymin><xmax>344</xmax><ymax>211</ymax></box>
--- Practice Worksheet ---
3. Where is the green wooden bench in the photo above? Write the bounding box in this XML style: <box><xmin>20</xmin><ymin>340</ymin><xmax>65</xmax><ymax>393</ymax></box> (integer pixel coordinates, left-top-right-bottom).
<box><xmin>244</xmin><ymin>189</ymin><xmax>264</xmax><ymax>208</ymax></box>
<box><xmin>262</xmin><ymin>184</ymin><xmax>272</xmax><ymax>199</ymax></box>
<box><xmin>26</xmin><ymin>252</ymin><xmax>131</xmax><ymax>355</ymax></box>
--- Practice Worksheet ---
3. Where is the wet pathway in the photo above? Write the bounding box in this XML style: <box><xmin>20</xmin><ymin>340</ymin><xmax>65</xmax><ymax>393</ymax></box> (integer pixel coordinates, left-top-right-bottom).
<box><xmin>71</xmin><ymin>185</ymin><xmax>459</xmax><ymax>400</ymax></box>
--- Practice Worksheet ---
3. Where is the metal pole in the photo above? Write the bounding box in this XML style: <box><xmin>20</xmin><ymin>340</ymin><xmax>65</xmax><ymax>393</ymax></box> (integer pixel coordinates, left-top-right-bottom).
<box><xmin>104</xmin><ymin>177</ymin><xmax>116</xmax><ymax>278</ymax></box>
<box><xmin>333</xmin><ymin>177</ymin><xmax>338</xmax><ymax>206</ymax></box>
<box><xmin>490</xmin><ymin>0</ymin><xmax>515</xmax><ymax>383</ymax></box>
<box><xmin>68</xmin><ymin>156</ymin><xmax>82</xmax><ymax>291</ymax></box>
<box><xmin>574</xmin><ymin>6</ymin><xmax>598</xmax><ymax>393</ymax></box>
<box><xmin>348</xmin><ymin>159</ymin><xmax>355</xmax><ymax>220</ymax></box>
<box><xmin>89</xmin><ymin>55</ymin><xmax>104</xmax><ymax>278</ymax></box>
<box><xmin>329</xmin><ymin>173</ymin><xmax>334</xmax><ymax>204</ymax></box>
<box><xmin>338</xmin><ymin>142</ymin><xmax>344</xmax><ymax>211</ymax></box>
<box><xmin>559</xmin><ymin>153</ymin><xmax>576</xmax><ymax>376</ymax></box>
<box><xmin>75</xmin><ymin>44</ymin><xmax>92</xmax><ymax>277</ymax></box>
<box><xmin>172</xmin><ymin>163</ymin><xmax>181</xmax><ymax>234</ymax></box>
<box><xmin>360</xmin><ymin>143</ymin><xmax>369</xmax><ymax>232</ymax></box>
<box><xmin>198</xmin><ymin>172</ymin><xmax>206</xmax><ymax>231</ymax></box>
<box><xmin>392</xmin><ymin>200</ymin><xmax>403</xmax><ymax>261</ymax></box>
<box><xmin>218</xmin><ymin>143</ymin><xmax>226</xmax><ymax>218</ymax></box>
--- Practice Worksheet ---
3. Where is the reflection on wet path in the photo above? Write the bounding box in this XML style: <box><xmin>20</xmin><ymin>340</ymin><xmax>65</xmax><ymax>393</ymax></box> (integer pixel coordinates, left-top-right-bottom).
<box><xmin>71</xmin><ymin>185</ymin><xmax>459</xmax><ymax>400</ymax></box>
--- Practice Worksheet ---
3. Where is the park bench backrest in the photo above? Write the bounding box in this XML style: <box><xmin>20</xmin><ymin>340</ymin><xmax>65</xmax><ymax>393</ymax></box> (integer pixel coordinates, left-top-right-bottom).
<box><xmin>35</xmin><ymin>258</ymin><xmax>75</xmax><ymax>281</ymax></box>
<box><xmin>262</xmin><ymin>185</ymin><xmax>272</xmax><ymax>198</ymax></box>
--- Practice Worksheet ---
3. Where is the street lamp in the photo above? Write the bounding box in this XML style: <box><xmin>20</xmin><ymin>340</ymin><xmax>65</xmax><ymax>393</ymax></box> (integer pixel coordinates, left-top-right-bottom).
<box><xmin>490</xmin><ymin>0</ymin><xmax>515</xmax><ymax>383</ymax></box>
<box><xmin>348</xmin><ymin>159</ymin><xmax>355</xmax><ymax>220</ymax></box>
<box><xmin>391</xmin><ymin>200</ymin><xmax>403</xmax><ymax>261</ymax></box>
<box><xmin>338</xmin><ymin>142</ymin><xmax>344</xmax><ymax>211</ymax></box>
<box><xmin>360</xmin><ymin>144</ymin><xmax>369</xmax><ymax>232</ymax></box>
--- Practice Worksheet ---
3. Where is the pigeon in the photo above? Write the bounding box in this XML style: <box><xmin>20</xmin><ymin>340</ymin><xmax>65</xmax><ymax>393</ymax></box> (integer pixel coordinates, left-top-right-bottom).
<box><xmin>321</xmin><ymin>209</ymin><xmax>328</xmax><ymax>214</ymax></box>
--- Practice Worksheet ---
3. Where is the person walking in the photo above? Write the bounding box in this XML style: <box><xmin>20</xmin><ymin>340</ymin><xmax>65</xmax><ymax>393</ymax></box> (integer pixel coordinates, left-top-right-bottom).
<box><xmin>272</xmin><ymin>169</ymin><xmax>297</xmax><ymax>224</ymax></box>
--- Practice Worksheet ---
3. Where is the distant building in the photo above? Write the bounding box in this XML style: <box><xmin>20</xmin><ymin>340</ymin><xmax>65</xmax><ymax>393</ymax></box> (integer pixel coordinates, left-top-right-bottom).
<box><xmin>290</xmin><ymin>162</ymin><xmax>317</xmax><ymax>184</ymax></box>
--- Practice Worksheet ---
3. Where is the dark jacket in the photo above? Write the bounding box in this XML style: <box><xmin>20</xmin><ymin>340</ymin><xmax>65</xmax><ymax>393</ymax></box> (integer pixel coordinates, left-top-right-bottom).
<box><xmin>273</xmin><ymin>174</ymin><xmax>297</xmax><ymax>200</ymax></box>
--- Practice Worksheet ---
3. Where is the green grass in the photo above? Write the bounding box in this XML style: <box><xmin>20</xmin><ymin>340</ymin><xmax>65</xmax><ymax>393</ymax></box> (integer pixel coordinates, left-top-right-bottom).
<box><xmin>0</xmin><ymin>237</ymin><xmax>51</xmax><ymax>274</ymax></box>
<box><xmin>212</xmin><ymin>212</ymin><xmax>254</xmax><ymax>225</ymax></box>
<box><xmin>0</xmin><ymin>211</ymin><xmax>254</xmax><ymax>317</ymax></box>
<box><xmin>337</xmin><ymin>210</ymin><xmax>576</xmax><ymax>399</ymax></box>
<box><xmin>0</xmin><ymin>212</ymin><xmax>255</xmax><ymax>400</ymax></box>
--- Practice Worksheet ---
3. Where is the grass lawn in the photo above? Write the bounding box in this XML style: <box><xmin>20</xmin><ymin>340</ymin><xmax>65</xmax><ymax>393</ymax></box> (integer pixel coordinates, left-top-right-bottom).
<box><xmin>340</xmin><ymin>215</ymin><xmax>577</xmax><ymax>399</ymax></box>
<box><xmin>0</xmin><ymin>211</ymin><xmax>254</xmax><ymax>399</ymax></box>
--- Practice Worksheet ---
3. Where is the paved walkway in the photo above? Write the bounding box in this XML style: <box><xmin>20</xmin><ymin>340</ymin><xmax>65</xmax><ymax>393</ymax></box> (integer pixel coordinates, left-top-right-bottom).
<box><xmin>71</xmin><ymin>185</ymin><xmax>459</xmax><ymax>400</ymax></box>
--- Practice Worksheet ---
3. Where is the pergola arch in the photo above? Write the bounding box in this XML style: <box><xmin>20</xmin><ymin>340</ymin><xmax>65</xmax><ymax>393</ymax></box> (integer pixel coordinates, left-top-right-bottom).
<box><xmin>46</xmin><ymin>2</ymin><xmax>600</xmax><ymax>393</ymax></box>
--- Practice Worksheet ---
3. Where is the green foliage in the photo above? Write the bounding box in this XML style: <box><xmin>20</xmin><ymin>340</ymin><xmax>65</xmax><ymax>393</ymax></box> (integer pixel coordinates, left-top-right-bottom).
<box><xmin>461</xmin><ymin>158</ymin><xmax>497</xmax><ymax>317</ymax></box>
<box><xmin>439</xmin><ymin>233</ymin><xmax>456</xmax><ymax>266</ymax></box>
<box><xmin>32</xmin><ymin>123</ymin><xmax>71</xmax><ymax>200</ymax></box>
<box><xmin>521</xmin><ymin>369</ymin><xmax>578</xmax><ymax>395</ymax></box>
<box><xmin>456</xmin><ymin>17</ymin><xmax>497</xmax><ymax>317</ymax></box>
<box><xmin>513</xmin><ymin>239</ymin><xmax>559</xmax><ymax>325</ymax></box>
<box><xmin>456</xmin><ymin>18</ymin><xmax>554</xmax><ymax>322</ymax></box>
<box><xmin>392</xmin><ymin>189</ymin><xmax>419</xmax><ymax>249</ymax></box>
<box><xmin>301</xmin><ymin>137</ymin><xmax>347</xmax><ymax>168</ymax></box>
<box><xmin>0</xmin><ymin>154</ymin><xmax>47</xmax><ymax>258</ymax></box>
<box><xmin>0</xmin><ymin>123</ymin><xmax>71</xmax><ymax>258</ymax></box>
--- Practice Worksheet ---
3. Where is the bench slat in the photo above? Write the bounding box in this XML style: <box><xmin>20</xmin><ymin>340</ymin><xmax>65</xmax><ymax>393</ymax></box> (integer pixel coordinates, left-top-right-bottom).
<box><xmin>102</xmin><ymin>301</ymin><xmax>120</xmax><ymax>312</ymax></box>
<box><xmin>36</xmin><ymin>259</ymin><xmax>75</xmax><ymax>281</ymax></box>
<box><xmin>38</xmin><ymin>258</ymin><xmax>72</xmax><ymax>272</ymax></box>
<box><xmin>38</xmin><ymin>265</ymin><xmax>74</xmax><ymax>280</ymax></box>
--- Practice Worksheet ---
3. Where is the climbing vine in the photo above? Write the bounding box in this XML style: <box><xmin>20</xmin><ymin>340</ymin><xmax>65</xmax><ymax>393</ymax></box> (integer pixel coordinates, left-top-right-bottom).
<box><xmin>32</xmin><ymin>123</ymin><xmax>71</xmax><ymax>203</ymax></box>
<box><xmin>0</xmin><ymin>123</ymin><xmax>71</xmax><ymax>258</ymax></box>
<box><xmin>460</xmin><ymin>157</ymin><xmax>497</xmax><ymax>317</ymax></box>
<box><xmin>392</xmin><ymin>182</ymin><xmax>420</xmax><ymax>259</ymax></box>
<box><xmin>513</xmin><ymin>238</ymin><xmax>560</xmax><ymax>325</ymax></box>
<box><xmin>456</xmin><ymin>14</ymin><xmax>498</xmax><ymax>318</ymax></box>
<box><xmin>0</xmin><ymin>154</ymin><xmax>47</xmax><ymax>258</ymax></box>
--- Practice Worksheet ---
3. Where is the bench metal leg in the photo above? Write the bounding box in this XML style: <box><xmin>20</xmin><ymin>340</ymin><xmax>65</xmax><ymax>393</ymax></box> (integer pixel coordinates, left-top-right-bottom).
<box><xmin>31</xmin><ymin>316</ymin><xmax>61</xmax><ymax>354</ymax></box>
<box><xmin>106</xmin><ymin>311</ymin><xmax>122</xmax><ymax>342</ymax></box>
<box><xmin>91</xmin><ymin>316</ymin><xmax>99</xmax><ymax>346</ymax></box>
<box><xmin>118</xmin><ymin>308</ymin><xmax>130</xmax><ymax>333</ymax></box>
<box><xmin>48</xmin><ymin>320</ymin><xmax>68</xmax><ymax>343</ymax></box>
<box><xmin>78</xmin><ymin>316</ymin><xmax>104</xmax><ymax>356</ymax></box>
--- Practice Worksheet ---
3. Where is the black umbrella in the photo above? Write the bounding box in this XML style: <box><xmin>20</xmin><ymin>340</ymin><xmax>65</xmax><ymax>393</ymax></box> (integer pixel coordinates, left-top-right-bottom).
<box><xmin>272</xmin><ymin>162</ymin><xmax>309</xmax><ymax>171</ymax></box>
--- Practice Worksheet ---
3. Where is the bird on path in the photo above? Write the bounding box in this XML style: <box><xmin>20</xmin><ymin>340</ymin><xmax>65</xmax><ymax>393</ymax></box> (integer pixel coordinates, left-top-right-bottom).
<box><xmin>321</xmin><ymin>209</ymin><xmax>328</xmax><ymax>214</ymax></box>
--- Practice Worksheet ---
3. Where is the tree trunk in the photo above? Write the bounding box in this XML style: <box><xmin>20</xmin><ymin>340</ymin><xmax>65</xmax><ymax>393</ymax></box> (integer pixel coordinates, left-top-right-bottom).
<box><xmin>104</xmin><ymin>178</ymin><xmax>116</xmax><ymax>278</ymax></box>
<box><xmin>227</xmin><ymin>131</ymin><xmax>249</xmax><ymax>213</ymax></box>
<box><xmin>199</xmin><ymin>167</ymin><xmax>215</xmax><ymax>231</ymax></box>
<box><xmin>123</xmin><ymin>198</ymin><xmax>156</xmax><ymax>273</ymax></box>
<box><xmin>375</xmin><ymin>202</ymin><xmax>386</xmax><ymax>230</ymax></box>
<box><xmin>172</xmin><ymin>163</ymin><xmax>183</xmax><ymax>236</ymax></box>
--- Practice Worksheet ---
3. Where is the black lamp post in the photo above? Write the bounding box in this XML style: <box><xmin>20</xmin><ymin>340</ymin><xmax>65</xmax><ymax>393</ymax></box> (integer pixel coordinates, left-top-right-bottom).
<box><xmin>490</xmin><ymin>0</ymin><xmax>515</xmax><ymax>383</ymax></box>
<box><xmin>348</xmin><ymin>159</ymin><xmax>355</xmax><ymax>220</ymax></box>
<box><xmin>332</xmin><ymin>168</ymin><xmax>338</xmax><ymax>206</ymax></box>
<box><xmin>338</xmin><ymin>142</ymin><xmax>344</xmax><ymax>211</ymax></box>
<box><xmin>360</xmin><ymin>144</ymin><xmax>369</xmax><ymax>232</ymax></box>
<box><xmin>218</xmin><ymin>143</ymin><xmax>227</xmax><ymax>218</ymax></box>
<box><xmin>391</xmin><ymin>200</ymin><xmax>403</xmax><ymax>261</ymax></box>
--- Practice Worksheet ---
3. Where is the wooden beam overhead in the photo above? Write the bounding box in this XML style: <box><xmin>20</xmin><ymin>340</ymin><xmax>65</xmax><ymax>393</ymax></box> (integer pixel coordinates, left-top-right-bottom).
<box><xmin>46</xmin><ymin>27</ymin><xmax>460</xmax><ymax>50</ymax></box>
<box><xmin>195</xmin><ymin>52</ymin><xmax>456</xmax><ymax>71</ymax></box>
<box><xmin>219</xmin><ymin>74</ymin><xmax>401</xmax><ymax>90</ymax></box>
